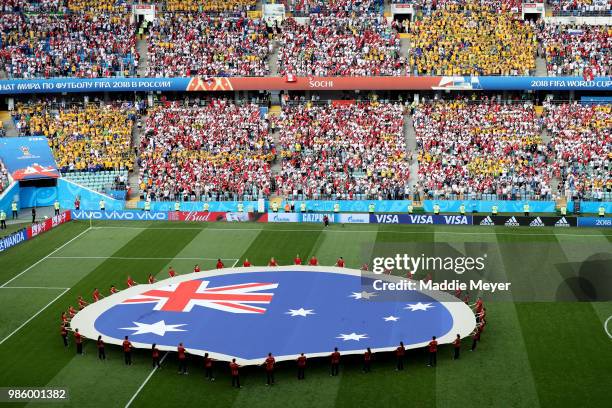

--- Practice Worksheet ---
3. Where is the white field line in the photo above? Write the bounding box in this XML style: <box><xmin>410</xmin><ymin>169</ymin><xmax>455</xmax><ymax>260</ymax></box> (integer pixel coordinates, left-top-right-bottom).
<box><xmin>0</xmin><ymin>288</ymin><xmax>70</xmax><ymax>345</ymax></box>
<box><xmin>89</xmin><ymin>225</ymin><xmax>611</xmax><ymax>238</ymax></box>
<box><xmin>0</xmin><ymin>286</ymin><xmax>70</xmax><ymax>290</ymax></box>
<box><xmin>47</xmin><ymin>256</ymin><xmax>239</xmax><ymax>261</ymax></box>
<box><xmin>0</xmin><ymin>227</ymin><xmax>92</xmax><ymax>288</ymax></box>
<box><xmin>124</xmin><ymin>352</ymin><xmax>169</xmax><ymax>408</ymax></box>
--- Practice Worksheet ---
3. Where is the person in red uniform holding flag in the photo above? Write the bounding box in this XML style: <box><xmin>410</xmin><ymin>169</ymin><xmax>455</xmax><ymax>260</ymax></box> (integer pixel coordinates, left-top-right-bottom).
<box><xmin>168</xmin><ymin>266</ymin><xmax>176</xmax><ymax>278</ymax></box>
<box><xmin>453</xmin><ymin>334</ymin><xmax>461</xmax><ymax>359</ymax></box>
<box><xmin>92</xmin><ymin>288</ymin><xmax>101</xmax><ymax>302</ymax></box>
<box><xmin>216</xmin><ymin>259</ymin><xmax>224</xmax><ymax>269</ymax></box>
<box><xmin>243</xmin><ymin>258</ymin><xmax>251</xmax><ymax>267</ymax></box>
<box><xmin>148</xmin><ymin>274</ymin><xmax>155</xmax><ymax>284</ymax></box>
<box><xmin>296</xmin><ymin>353</ymin><xmax>306</xmax><ymax>380</ymax></box>
<box><xmin>97</xmin><ymin>335</ymin><xmax>106</xmax><ymax>360</ymax></box>
<box><xmin>330</xmin><ymin>347</ymin><xmax>340</xmax><ymax>376</ymax></box>
<box><xmin>204</xmin><ymin>352</ymin><xmax>215</xmax><ymax>381</ymax></box>
<box><xmin>61</xmin><ymin>312</ymin><xmax>68</xmax><ymax>325</ymax></box>
<box><xmin>471</xmin><ymin>325</ymin><xmax>482</xmax><ymax>351</ymax></box>
<box><xmin>193</xmin><ymin>264</ymin><xmax>201</xmax><ymax>273</ymax></box>
<box><xmin>152</xmin><ymin>344</ymin><xmax>161</xmax><ymax>368</ymax></box>
<box><xmin>264</xmin><ymin>352</ymin><xmax>275</xmax><ymax>385</ymax></box>
<box><xmin>110</xmin><ymin>285</ymin><xmax>118</xmax><ymax>295</ymax></box>
<box><xmin>396</xmin><ymin>341</ymin><xmax>405</xmax><ymax>370</ymax></box>
<box><xmin>294</xmin><ymin>254</ymin><xmax>302</xmax><ymax>265</ymax></box>
<box><xmin>177</xmin><ymin>343</ymin><xmax>188</xmax><ymax>374</ymax></box>
<box><xmin>308</xmin><ymin>256</ymin><xmax>319</xmax><ymax>266</ymax></box>
<box><xmin>427</xmin><ymin>336</ymin><xmax>438</xmax><ymax>367</ymax></box>
<box><xmin>123</xmin><ymin>336</ymin><xmax>133</xmax><ymax>365</ymax></box>
<box><xmin>68</xmin><ymin>305</ymin><xmax>76</xmax><ymax>319</ymax></box>
<box><xmin>127</xmin><ymin>276</ymin><xmax>136</xmax><ymax>288</ymax></box>
<box><xmin>74</xmin><ymin>328</ymin><xmax>83</xmax><ymax>355</ymax></box>
<box><xmin>363</xmin><ymin>348</ymin><xmax>372</xmax><ymax>373</ymax></box>
<box><xmin>336</xmin><ymin>257</ymin><xmax>345</xmax><ymax>267</ymax></box>
<box><xmin>60</xmin><ymin>324</ymin><xmax>68</xmax><ymax>347</ymax></box>
<box><xmin>78</xmin><ymin>296</ymin><xmax>88</xmax><ymax>310</ymax></box>
<box><xmin>268</xmin><ymin>257</ymin><xmax>278</xmax><ymax>266</ymax></box>
<box><xmin>230</xmin><ymin>358</ymin><xmax>241</xmax><ymax>388</ymax></box>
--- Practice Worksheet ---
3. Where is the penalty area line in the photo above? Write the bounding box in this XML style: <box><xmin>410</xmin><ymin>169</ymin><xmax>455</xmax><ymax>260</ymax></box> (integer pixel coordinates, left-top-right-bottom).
<box><xmin>0</xmin><ymin>226</ymin><xmax>92</xmax><ymax>288</ymax></box>
<box><xmin>125</xmin><ymin>352</ymin><xmax>169</xmax><ymax>408</ymax></box>
<box><xmin>0</xmin><ymin>288</ymin><xmax>70</xmax><ymax>345</ymax></box>
<box><xmin>47</xmin><ymin>256</ymin><xmax>239</xmax><ymax>261</ymax></box>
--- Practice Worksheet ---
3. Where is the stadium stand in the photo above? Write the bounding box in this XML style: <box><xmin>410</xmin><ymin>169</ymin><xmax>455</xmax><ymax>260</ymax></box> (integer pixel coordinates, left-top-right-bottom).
<box><xmin>147</xmin><ymin>14</ymin><xmax>270</xmax><ymax>77</ymax></box>
<box><xmin>278</xmin><ymin>15</ymin><xmax>403</xmax><ymax>76</ymax></box>
<box><xmin>407</xmin><ymin>7</ymin><xmax>537</xmax><ymax>76</ymax></box>
<box><xmin>62</xmin><ymin>169</ymin><xmax>128</xmax><ymax>193</ymax></box>
<box><xmin>413</xmin><ymin>98</ymin><xmax>552</xmax><ymax>199</ymax></box>
<box><xmin>0</xmin><ymin>13</ymin><xmax>138</xmax><ymax>79</ymax></box>
<box><xmin>138</xmin><ymin>100</ymin><xmax>273</xmax><ymax>201</ymax></box>
<box><xmin>163</xmin><ymin>0</ymin><xmax>257</xmax><ymax>12</ymax></box>
<box><xmin>543</xmin><ymin>102</ymin><xmax>611</xmax><ymax>201</ymax></box>
<box><xmin>271</xmin><ymin>101</ymin><xmax>410</xmax><ymax>200</ymax></box>
<box><xmin>281</xmin><ymin>0</ymin><xmax>384</xmax><ymax>15</ymax></box>
<box><xmin>539</xmin><ymin>24</ymin><xmax>611</xmax><ymax>77</ymax></box>
<box><xmin>547</xmin><ymin>0</ymin><xmax>611</xmax><ymax>16</ymax></box>
<box><xmin>12</xmin><ymin>102</ymin><xmax>136</xmax><ymax>172</ymax></box>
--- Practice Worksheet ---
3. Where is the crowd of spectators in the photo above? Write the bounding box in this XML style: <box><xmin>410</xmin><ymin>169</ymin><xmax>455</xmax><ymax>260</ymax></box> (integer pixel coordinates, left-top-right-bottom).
<box><xmin>543</xmin><ymin>102</ymin><xmax>611</xmax><ymax>200</ymax></box>
<box><xmin>547</xmin><ymin>0</ymin><xmax>611</xmax><ymax>15</ymax></box>
<box><xmin>271</xmin><ymin>101</ymin><xmax>410</xmax><ymax>200</ymax></box>
<box><xmin>413</xmin><ymin>0</ymin><xmax>524</xmax><ymax>13</ymax></box>
<box><xmin>407</xmin><ymin>7</ymin><xmax>536</xmax><ymax>76</ymax></box>
<box><xmin>539</xmin><ymin>24</ymin><xmax>610</xmax><ymax>77</ymax></box>
<box><xmin>282</xmin><ymin>0</ymin><xmax>383</xmax><ymax>15</ymax></box>
<box><xmin>147</xmin><ymin>14</ymin><xmax>270</xmax><ymax>77</ymax></box>
<box><xmin>138</xmin><ymin>100</ymin><xmax>273</xmax><ymax>201</ymax></box>
<box><xmin>12</xmin><ymin>102</ymin><xmax>136</xmax><ymax>172</ymax></box>
<box><xmin>278</xmin><ymin>15</ymin><xmax>403</xmax><ymax>76</ymax></box>
<box><xmin>413</xmin><ymin>98</ymin><xmax>551</xmax><ymax>200</ymax></box>
<box><xmin>0</xmin><ymin>13</ymin><xmax>138</xmax><ymax>79</ymax></box>
<box><xmin>164</xmin><ymin>0</ymin><xmax>257</xmax><ymax>12</ymax></box>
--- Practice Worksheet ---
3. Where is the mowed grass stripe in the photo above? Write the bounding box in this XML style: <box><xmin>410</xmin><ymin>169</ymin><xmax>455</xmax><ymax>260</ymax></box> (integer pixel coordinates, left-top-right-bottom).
<box><xmin>435</xmin><ymin>236</ymin><xmax>540</xmax><ymax>407</ymax></box>
<box><xmin>498</xmin><ymin>231</ymin><xmax>612</xmax><ymax>405</ymax></box>
<box><xmin>0</xmin><ymin>225</ymin><xmax>203</xmax><ymax>407</ymax></box>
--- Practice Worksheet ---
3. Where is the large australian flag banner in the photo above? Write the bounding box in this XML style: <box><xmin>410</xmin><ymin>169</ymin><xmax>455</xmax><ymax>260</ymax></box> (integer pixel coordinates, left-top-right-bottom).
<box><xmin>71</xmin><ymin>267</ymin><xmax>476</xmax><ymax>365</ymax></box>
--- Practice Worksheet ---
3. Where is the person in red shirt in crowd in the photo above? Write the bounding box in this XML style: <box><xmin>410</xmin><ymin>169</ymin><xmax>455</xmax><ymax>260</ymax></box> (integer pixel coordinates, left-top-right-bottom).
<box><xmin>68</xmin><ymin>305</ymin><xmax>76</xmax><ymax>319</ymax></box>
<box><xmin>60</xmin><ymin>323</ymin><xmax>68</xmax><ymax>347</ymax></box>
<box><xmin>243</xmin><ymin>258</ymin><xmax>252</xmax><ymax>267</ymax></box>
<box><xmin>74</xmin><ymin>328</ymin><xmax>83</xmax><ymax>355</ymax></box>
<box><xmin>78</xmin><ymin>296</ymin><xmax>88</xmax><ymax>310</ymax></box>
<box><xmin>296</xmin><ymin>353</ymin><xmax>306</xmax><ymax>380</ymax></box>
<box><xmin>97</xmin><ymin>335</ymin><xmax>106</xmax><ymax>361</ymax></box>
<box><xmin>396</xmin><ymin>341</ymin><xmax>405</xmax><ymax>370</ymax></box>
<box><xmin>263</xmin><ymin>352</ymin><xmax>275</xmax><ymax>385</ymax></box>
<box><xmin>216</xmin><ymin>259</ymin><xmax>224</xmax><ymax>269</ymax></box>
<box><xmin>336</xmin><ymin>257</ymin><xmax>345</xmax><ymax>267</ymax></box>
<box><xmin>268</xmin><ymin>257</ymin><xmax>278</xmax><ymax>267</ymax></box>
<box><xmin>230</xmin><ymin>358</ymin><xmax>241</xmax><ymax>388</ymax></box>
<box><xmin>204</xmin><ymin>352</ymin><xmax>215</xmax><ymax>381</ymax></box>
<box><xmin>123</xmin><ymin>336</ymin><xmax>133</xmax><ymax>365</ymax></box>
<box><xmin>168</xmin><ymin>266</ymin><xmax>176</xmax><ymax>278</ymax></box>
<box><xmin>127</xmin><ymin>276</ymin><xmax>136</xmax><ymax>288</ymax></box>
<box><xmin>363</xmin><ymin>348</ymin><xmax>372</xmax><ymax>373</ymax></box>
<box><xmin>427</xmin><ymin>336</ymin><xmax>438</xmax><ymax>367</ymax></box>
<box><xmin>110</xmin><ymin>285</ymin><xmax>118</xmax><ymax>295</ymax></box>
<box><xmin>308</xmin><ymin>256</ymin><xmax>319</xmax><ymax>266</ymax></box>
<box><xmin>294</xmin><ymin>254</ymin><xmax>302</xmax><ymax>265</ymax></box>
<box><xmin>152</xmin><ymin>343</ymin><xmax>161</xmax><ymax>368</ymax></box>
<box><xmin>177</xmin><ymin>343</ymin><xmax>188</xmax><ymax>374</ymax></box>
<box><xmin>92</xmin><ymin>288</ymin><xmax>101</xmax><ymax>302</ymax></box>
<box><xmin>330</xmin><ymin>347</ymin><xmax>340</xmax><ymax>376</ymax></box>
<box><xmin>453</xmin><ymin>334</ymin><xmax>461</xmax><ymax>359</ymax></box>
<box><xmin>193</xmin><ymin>264</ymin><xmax>201</xmax><ymax>273</ymax></box>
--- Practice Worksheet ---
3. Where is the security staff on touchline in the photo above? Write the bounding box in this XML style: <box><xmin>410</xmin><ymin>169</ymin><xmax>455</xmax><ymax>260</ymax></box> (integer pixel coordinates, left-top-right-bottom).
<box><xmin>144</xmin><ymin>200</ymin><xmax>151</xmax><ymax>212</ymax></box>
<box><xmin>99</xmin><ymin>199</ymin><xmax>105</xmax><ymax>211</ymax></box>
<box><xmin>0</xmin><ymin>210</ymin><xmax>6</xmax><ymax>229</ymax></box>
<box><xmin>368</xmin><ymin>203</ymin><xmax>375</xmax><ymax>213</ymax></box>
<box><xmin>560</xmin><ymin>206</ymin><xmax>567</xmax><ymax>216</ymax></box>
<box><xmin>492</xmin><ymin>205</ymin><xmax>498</xmax><ymax>215</ymax></box>
<box><xmin>175</xmin><ymin>201</ymin><xmax>180</xmax><ymax>212</ymax></box>
<box><xmin>599</xmin><ymin>206</ymin><xmax>605</xmax><ymax>218</ymax></box>
<box><xmin>11</xmin><ymin>201</ymin><xmax>18</xmax><ymax>219</ymax></box>
<box><xmin>459</xmin><ymin>204</ymin><xmax>465</xmax><ymax>215</ymax></box>
<box><xmin>523</xmin><ymin>203</ymin><xmax>530</xmax><ymax>216</ymax></box>
<box><xmin>54</xmin><ymin>200</ymin><xmax>60</xmax><ymax>215</ymax></box>
<box><xmin>433</xmin><ymin>203</ymin><xmax>440</xmax><ymax>215</ymax></box>
<box><xmin>300</xmin><ymin>202</ymin><xmax>306</xmax><ymax>213</ymax></box>
<box><xmin>408</xmin><ymin>204</ymin><xmax>413</xmax><ymax>214</ymax></box>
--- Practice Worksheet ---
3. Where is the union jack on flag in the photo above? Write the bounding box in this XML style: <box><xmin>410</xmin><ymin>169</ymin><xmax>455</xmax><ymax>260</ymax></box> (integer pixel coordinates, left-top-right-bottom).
<box><xmin>122</xmin><ymin>280</ymin><xmax>278</xmax><ymax>314</ymax></box>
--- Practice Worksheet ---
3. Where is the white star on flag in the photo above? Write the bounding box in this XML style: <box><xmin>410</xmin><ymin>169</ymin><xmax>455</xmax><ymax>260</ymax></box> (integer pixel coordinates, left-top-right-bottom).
<box><xmin>120</xmin><ymin>320</ymin><xmax>186</xmax><ymax>336</ymax></box>
<box><xmin>286</xmin><ymin>308</ymin><xmax>315</xmax><ymax>317</ymax></box>
<box><xmin>404</xmin><ymin>302</ymin><xmax>434</xmax><ymax>311</ymax></box>
<box><xmin>337</xmin><ymin>332</ymin><xmax>368</xmax><ymax>341</ymax></box>
<box><xmin>383</xmin><ymin>315</ymin><xmax>399</xmax><ymax>322</ymax></box>
<box><xmin>349</xmin><ymin>291</ymin><xmax>377</xmax><ymax>300</ymax></box>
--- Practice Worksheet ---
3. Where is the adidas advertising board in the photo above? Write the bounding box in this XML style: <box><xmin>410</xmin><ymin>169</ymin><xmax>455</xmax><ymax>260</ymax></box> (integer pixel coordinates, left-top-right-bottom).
<box><xmin>473</xmin><ymin>216</ymin><xmax>577</xmax><ymax>227</ymax></box>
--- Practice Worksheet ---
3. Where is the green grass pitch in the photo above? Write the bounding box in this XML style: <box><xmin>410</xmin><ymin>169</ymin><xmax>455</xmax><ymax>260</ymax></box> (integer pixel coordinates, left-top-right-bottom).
<box><xmin>0</xmin><ymin>221</ymin><xmax>611</xmax><ymax>408</ymax></box>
